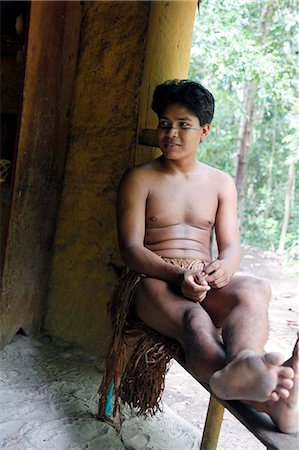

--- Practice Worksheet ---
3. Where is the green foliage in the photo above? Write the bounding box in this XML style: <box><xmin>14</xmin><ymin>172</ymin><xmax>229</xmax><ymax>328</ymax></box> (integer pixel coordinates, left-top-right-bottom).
<box><xmin>190</xmin><ymin>0</ymin><xmax>298</xmax><ymax>255</ymax></box>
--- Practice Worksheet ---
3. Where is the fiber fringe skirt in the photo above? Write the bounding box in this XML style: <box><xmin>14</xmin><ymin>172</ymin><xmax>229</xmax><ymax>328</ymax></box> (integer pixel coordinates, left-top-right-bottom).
<box><xmin>98</xmin><ymin>257</ymin><xmax>205</xmax><ymax>419</ymax></box>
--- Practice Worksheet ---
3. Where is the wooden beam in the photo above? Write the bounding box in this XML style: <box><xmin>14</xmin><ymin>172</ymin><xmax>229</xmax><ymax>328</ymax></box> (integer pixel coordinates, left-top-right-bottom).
<box><xmin>0</xmin><ymin>1</ymin><xmax>81</xmax><ymax>348</ymax></box>
<box><xmin>138</xmin><ymin>128</ymin><xmax>159</xmax><ymax>147</ymax></box>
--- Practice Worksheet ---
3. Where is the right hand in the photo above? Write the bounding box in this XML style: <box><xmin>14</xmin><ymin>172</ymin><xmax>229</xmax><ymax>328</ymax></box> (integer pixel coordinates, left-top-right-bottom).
<box><xmin>180</xmin><ymin>270</ymin><xmax>211</xmax><ymax>303</ymax></box>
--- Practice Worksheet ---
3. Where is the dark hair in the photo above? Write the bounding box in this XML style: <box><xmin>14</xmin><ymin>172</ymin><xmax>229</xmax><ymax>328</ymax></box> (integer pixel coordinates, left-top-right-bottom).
<box><xmin>152</xmin><ymin>79</ymin><xmax>215</xmax><ymax>126</ymax></box>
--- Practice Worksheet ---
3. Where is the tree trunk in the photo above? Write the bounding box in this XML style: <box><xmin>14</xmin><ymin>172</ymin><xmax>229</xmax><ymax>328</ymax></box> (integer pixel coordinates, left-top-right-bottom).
<box><xmin>264</xmin><ymin>103</ymin><xmax>277</xmax><ymax>218</ymax></box>
<box><xmin>278</xmin><ymin>159</ymin><xmax>295</xmax><ymax>254</ymax></box>
<box><xmin>235</xmin><ymin>81</ymin><xmax>255</xmax><ymax>205</ymax></box>
<box><xmin>235</xmin><ymin>3</ymin><xmax>273</xmax><ymax>208</ymax></box>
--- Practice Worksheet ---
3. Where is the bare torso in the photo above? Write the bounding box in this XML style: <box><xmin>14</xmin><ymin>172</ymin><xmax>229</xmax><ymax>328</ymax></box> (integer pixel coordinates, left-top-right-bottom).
<box><xmin>117</xmin><ymin>152</ymin><xmax>240</xmax><ymax>285</ymax></box>
<box><xmin>143</xmin><ymin>159</ymin><xmax>219</xmax><ymax>261</ymax></box>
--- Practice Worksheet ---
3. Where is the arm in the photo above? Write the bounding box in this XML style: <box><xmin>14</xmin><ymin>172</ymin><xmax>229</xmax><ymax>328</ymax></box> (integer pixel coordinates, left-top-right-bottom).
<box><xmin>117</xmin><ymin>167</ymin><xmax>210</xmax><ymax>300</ymax></box>
<box><xmin>117</xmin><ymin>167</ymin><xmax>184</xmax><ymax>284</ymax></box>
<box><xmin>203</xmin><ymin>173</ymin><xmax>240</xmax><ymax>288</ymax></box>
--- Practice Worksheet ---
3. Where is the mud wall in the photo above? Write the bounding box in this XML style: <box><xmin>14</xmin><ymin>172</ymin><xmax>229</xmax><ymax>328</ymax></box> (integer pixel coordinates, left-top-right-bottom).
<box><xmin>44</xmin><ymin>1</ymin><xmax>197</xmax><ymax>356</ymax></box>
<box><xmin>44</xmin><ymin>1</ymin><xmax>151</xmax><ymax>355</ymax></box>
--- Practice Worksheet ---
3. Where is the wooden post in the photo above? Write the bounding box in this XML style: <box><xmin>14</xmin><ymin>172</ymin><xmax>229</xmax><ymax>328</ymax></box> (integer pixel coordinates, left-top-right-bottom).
<box><xmin>200</xmin><ymin>395</ymin><xmax>224</xmax><ymax>450</ymax></box>
<box><xmin>0</xmin><ymin>1</ymin><xmax>81</xmax><ymax>348</ymax></box>
<box><xmin>135</xmin><ymin>0</ymin><xmax>197</xmax><ymax>164</ymax></box>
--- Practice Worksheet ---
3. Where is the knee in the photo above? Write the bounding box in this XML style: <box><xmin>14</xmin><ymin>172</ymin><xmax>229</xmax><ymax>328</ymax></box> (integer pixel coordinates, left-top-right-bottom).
<box><xmin>182</xmin><ymin>308</ymin><xmax>199</xmax><ymax>333</ymax></box>
<box><xmin>256</xmin><ymin>277</ymin><xmax>272</xmax><ymax>300</ymax></box>
<box><xmin>181</xmin><ymin>307</ymin><xmax>211</xmax><ymax>337</ymax></box>
<box><xmin>232</xmin><ymin>276</ymin><xmax>271</xmax><ymax>306</ymax></box>
<box><xmin>181</xmin><ymin>308</ymin><xmax>221</xmax><ymax>355</ymax></box>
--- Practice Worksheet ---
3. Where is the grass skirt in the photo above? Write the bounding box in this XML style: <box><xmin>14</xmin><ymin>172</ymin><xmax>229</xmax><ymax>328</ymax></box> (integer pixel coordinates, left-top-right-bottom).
<box><xmin>98</xmin><ymin>258</ymin><xmax>204</xmax><ymax>419</ymax></box>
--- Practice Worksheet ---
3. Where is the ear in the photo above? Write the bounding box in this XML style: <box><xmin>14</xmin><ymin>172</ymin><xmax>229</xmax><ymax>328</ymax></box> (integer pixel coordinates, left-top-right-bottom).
<box><xmin>200</xmin><ymin>123</ymin><xmax>211</xmax><ymax>142</ymax></box>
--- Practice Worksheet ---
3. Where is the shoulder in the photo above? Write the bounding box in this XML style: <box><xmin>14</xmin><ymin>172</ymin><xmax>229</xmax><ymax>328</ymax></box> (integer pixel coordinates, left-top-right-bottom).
<box><xmin>118</xmin><ymin>159</ymin><xmax>160</xmax><ymax>197</ymax></box>
<box><xmin>120</xmin><ymin>159</ymin><xmax>160</xmax><ymax>184</ymax></box>
<box><xmin>202</xmin><ymin>162</ymin><xmax>235</xmax><ymax>184</ymax></box>
<box><xmin>198</xmin><ymin>162</ymin><xmax>237</xmax><ymax>197</ymax></box>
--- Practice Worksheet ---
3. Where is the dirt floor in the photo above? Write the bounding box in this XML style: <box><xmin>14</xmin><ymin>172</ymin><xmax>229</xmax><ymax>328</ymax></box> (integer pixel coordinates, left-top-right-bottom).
<box><xmin>0</xmin><ymin>245</ymin><xmax>298</xmax><ymax>449</ymax></box>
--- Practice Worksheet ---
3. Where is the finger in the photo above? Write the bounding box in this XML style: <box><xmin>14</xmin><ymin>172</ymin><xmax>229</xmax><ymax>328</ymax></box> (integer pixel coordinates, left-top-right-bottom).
<box><xmin>185</xmin><ymin>276</ymin><xmax>211</xmax><ymax>289</ymax></box>
<box><xmin>185</xmin><ymin>272</ymin><xmax>207</xmax><ymax>284</ymax></box>
<box><xmin>192</xmin><ymin>284</ymin><xmax>211</xmax><ymax>293</ymax></box>
<box><xmin>207</xmin><ymin>272</ymin><xmax>228</xmax><ymax>285</ymax></box>
<box><xmin>209</xmin><ymin>282</ymin><xmax>224</xmax><ymax>289</ymax></box>
<box><xmin>184</xmin><ymin>279</ymin><xmax>210</xmax><ymax>292</ymax></box>
<box><xmin>203</xmin><ymin>260</ymin><xmax>219</xmax><ymax>275</ymax></box>
<box><xmin>205</xmin><ymin>271</ymin><xmax>219</xmax><ymax>283</ymax></box>
<box><xmin>182</xmin><ymin>285</ymin><xmax>210</xmax><ymax>300</ymax></box>
<box><xmin>209</xmin><ymin>278</ymin><xmax>229</xmax><ymax>289</ymax></box>
<box><xmin>194</xmin><ymin>273</ymin><xmax>208</xmax><ymax>285</ymax></box>
<box><xmin>205</xmin><ymin>268</ymin><xmax>227</xmax><ymax>283</ymax></box>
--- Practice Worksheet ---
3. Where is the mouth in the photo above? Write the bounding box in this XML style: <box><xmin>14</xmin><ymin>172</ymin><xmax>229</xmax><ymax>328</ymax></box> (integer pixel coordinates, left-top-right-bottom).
<box><xmin>164</xmin><ymin>140</ymin><xmax>181</xmax><ymax>148</ymax></box>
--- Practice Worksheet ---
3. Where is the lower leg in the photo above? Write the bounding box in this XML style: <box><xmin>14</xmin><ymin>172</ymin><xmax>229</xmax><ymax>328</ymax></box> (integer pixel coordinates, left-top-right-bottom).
<box><xmin>181</xmin><ymin>297</ymin><xmax>298</xmax><ymax>432</ymax></box>
<box><xmin>181</xmin><ymin>308</ymin><xmax>226</xmax><ymax>383</ymax></box>
<box><xmin>206</xmin><ymin>277</ymin><xmax>295</xmax><ymax>403</ymax></box>
<box><xmin>221</xmin><ymin>278</ymin><xmax>271</xmax><ymax>361</ymax></box>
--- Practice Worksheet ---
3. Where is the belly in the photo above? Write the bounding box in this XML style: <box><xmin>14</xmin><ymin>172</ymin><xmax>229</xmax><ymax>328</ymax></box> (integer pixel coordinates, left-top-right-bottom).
<box><xmin>144</xmin><ymin>223</ymin><xmax>212</xmax><ymax>260</ymax></box>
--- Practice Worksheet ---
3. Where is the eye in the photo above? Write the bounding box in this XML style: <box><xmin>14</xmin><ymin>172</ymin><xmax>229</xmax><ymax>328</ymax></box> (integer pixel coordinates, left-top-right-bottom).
<box><xmin>179</xmin><ymin>122</ymin><xmax>191</xmax><ymax>129</ymax></box>
<box><xmin>158</xmin><ymin>121</ymin><xmax>170</xmax><ymax>129</ymax></box>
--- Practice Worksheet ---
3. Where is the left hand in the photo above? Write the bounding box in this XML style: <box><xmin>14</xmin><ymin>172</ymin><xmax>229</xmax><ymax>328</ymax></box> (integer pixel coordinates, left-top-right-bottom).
<box><xmin>202</xmin><ymin>259</ymin><xmax>231</xmax><ymax>289</ymax></box>
<box><xmin>180</xmin><ymin>270</ymin><xmax>211</xmax><ymax>303</ymax></box>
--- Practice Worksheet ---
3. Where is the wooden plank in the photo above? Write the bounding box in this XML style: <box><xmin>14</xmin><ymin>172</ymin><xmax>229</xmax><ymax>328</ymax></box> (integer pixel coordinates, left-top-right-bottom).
<box><xmin>176</xmin><ymin>357</ymin><xmax>298</xmax><ymax>450</ymax></box>
<box><xmin>200</xmin><ymin>381</ymin><xmax>299</xmax><ymax>450</ymax></box>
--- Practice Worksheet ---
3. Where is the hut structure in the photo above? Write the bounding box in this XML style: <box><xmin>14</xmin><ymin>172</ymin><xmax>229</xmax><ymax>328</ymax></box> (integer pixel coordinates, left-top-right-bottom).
<box><xmin>2</xmin><ymin>5</ymin><xmax>299</xmax><ymax>450</ymax></box>
<box><xmin>0</xmin><ymin>0</ymin><xmax>197</xmax><ymax>356</ymax></box>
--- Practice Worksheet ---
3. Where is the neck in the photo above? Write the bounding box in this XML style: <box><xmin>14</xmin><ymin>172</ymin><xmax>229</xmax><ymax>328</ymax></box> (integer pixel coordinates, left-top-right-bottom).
<box><xmin>159</xmin><ymin>155</ymin><xmax>199</xmax><ymax>174</ymax></box>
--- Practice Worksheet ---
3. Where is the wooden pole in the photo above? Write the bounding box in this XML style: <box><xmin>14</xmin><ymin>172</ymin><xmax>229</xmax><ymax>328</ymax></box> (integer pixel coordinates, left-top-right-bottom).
<box><xmin>200</xmin><ymin>395</ymin><xmax>224</xmax><ymax>450</ymax></box>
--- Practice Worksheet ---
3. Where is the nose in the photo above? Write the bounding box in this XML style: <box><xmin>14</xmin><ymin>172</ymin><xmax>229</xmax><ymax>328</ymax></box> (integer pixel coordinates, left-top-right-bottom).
<box><xmin>166</xmin><ymin>126</ymin><xmax>178</xmax><ymax>137</ymax></box>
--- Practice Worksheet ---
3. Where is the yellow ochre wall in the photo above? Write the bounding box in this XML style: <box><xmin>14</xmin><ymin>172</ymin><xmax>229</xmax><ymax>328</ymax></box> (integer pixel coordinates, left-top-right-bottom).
<box><xmin>44</xmin><ymin>1</ymin><xmax>197</xmax><ymax>356</ymax></box>
<box><xmin>136</xmin><ymin>0</ymin><xmax>197</xmax><ymax>164</ymax></box>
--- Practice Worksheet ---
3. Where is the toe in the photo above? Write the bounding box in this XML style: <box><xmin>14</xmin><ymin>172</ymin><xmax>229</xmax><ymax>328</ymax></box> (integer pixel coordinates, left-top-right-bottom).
<box><xmin>275</xmin><ymin>386</ymin><xmax>290</xmax><ymax>399</ymax></box>
<box><xmin>270</xmin><ymin>391</ymin><xmax>280</xmax><ymax>402</ymax></box>
<box><xmin>279</xmin><ymin>366</ymin><xmax>294</xmax><ymax>379</ymax></box>
<box><xmin>279</xmin><ymin>377</ymin><xmax>294</xmax><ymax>390</ymax></box>
<box><xmin>264</xmin><ymin>352</ymin><xmax>285</xmax><ymax>367</ymax></box>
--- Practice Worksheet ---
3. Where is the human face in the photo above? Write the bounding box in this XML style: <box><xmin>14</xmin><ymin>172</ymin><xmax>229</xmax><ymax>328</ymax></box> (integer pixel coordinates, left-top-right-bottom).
<box><xmin>156</xmin><ymin>103</ymin><xmax>210</xmax><ymax>161</ymax></box>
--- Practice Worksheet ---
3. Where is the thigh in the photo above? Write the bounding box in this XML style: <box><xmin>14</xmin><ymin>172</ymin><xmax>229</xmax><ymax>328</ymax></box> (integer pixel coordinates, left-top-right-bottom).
<box><xmin>201</xmin><ymin>274</ymin><xmax>269</xmax><ymax>327</ymax></box>
<box><xmin>134</xmin><ymin>277</ymin><xmax>200</xmax><ymax>345</ymax></box>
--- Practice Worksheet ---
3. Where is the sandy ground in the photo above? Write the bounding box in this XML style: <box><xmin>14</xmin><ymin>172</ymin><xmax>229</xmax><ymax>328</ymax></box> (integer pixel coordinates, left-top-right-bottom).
<box><xmin>0</xmin><ymin>246</ymin><xmax>298</xmax><ymax>450</ymax></box>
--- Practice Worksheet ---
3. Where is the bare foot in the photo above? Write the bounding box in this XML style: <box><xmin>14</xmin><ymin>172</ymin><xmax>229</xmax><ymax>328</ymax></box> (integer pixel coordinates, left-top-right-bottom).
<box><xmin>263</xmin><ymin>333</ymin><xmax>299</xmax><ymax>433</ymax></box>
<box><xmin>209</xmin><ymin>349</ymin><xmax>294</xmax><ymax>402</ymax></box>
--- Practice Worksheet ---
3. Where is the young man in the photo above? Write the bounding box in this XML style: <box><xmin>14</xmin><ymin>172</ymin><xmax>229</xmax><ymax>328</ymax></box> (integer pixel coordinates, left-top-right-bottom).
<box><xmin>100</xmin><ymin>80</ymin><xmax>298</xmax><ymax>433</ymax></box>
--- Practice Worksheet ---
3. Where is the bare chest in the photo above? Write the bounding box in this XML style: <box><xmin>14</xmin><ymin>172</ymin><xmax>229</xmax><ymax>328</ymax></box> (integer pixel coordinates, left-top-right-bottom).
<box><xmin>146</xmin><ymin>177</ymin><xmax>218</xmax><ymax>229</ymax></box>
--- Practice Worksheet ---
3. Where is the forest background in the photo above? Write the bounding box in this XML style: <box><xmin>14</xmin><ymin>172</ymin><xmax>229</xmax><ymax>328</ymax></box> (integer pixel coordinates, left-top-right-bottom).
<box><xmin>189</xmin><ymin>0</ymin><xmax>298</xmax><ymax>259</ymax></box>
